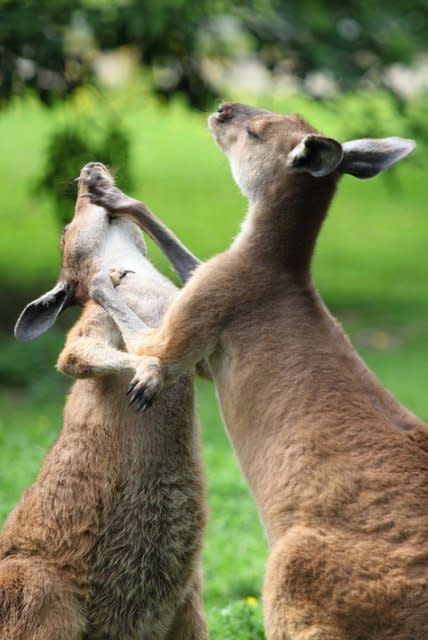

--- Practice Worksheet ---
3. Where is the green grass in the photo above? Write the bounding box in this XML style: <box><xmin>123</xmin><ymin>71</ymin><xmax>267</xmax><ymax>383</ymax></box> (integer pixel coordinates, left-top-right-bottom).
<box><xmin>1</xmin><ymin>90</ymin><xmax>428</xmax><ymax>637</ymax></box>
<box><xmin>1</xmin><ymin>90</ymin><xmax>427</xmax><ymax>309</ymax></box>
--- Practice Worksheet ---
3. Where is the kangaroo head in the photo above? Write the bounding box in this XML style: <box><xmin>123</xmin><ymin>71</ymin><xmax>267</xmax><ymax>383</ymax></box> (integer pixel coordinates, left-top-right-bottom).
<box><xmin>208</xmin><ymin>102</ymin><xmax>415</xmax><ymax>202</ymax></box>
<box><xmin>15</xmin><ymin>163</ymin><xmax>146</xmax><ymax>341</ymax></box>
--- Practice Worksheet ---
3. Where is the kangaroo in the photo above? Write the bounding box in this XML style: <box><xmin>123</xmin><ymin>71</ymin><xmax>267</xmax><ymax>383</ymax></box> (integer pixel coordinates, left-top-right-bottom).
<box><xmin>1</xmin><ymin>162</ymin><xmax>207</xmax><ymax>640</ymax></box>
<box><xmin>87</xmin><ymin>104</ymin><xmax>428</xmax><ymax>640</ymax></box>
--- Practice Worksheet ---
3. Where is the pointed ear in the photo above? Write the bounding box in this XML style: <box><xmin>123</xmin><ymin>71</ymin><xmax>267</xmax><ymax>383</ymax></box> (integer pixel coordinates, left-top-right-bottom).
<box><xmin>340</xmin><ymin>137</ymin><xmax>416</xmax><ymax>179</ymax></box>
<box><xmin>286</xmin><ymin>134</ymin><xmax>344</xmax><ymax>178</ymax></box>
<box><xmin>14</xmin><ymin>282</ymin><xmax>74</xmax><ymax>341</ymax></box>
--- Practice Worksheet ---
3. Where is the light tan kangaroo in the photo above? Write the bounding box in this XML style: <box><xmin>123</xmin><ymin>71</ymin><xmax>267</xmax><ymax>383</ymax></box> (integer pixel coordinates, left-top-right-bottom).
<box><xmin>1</xmin><ymin>163</ymin><xmax>207</xmax><ymax>640</ymax></box>
<box><xmin>87</xmin><ymin>104</ymin><xmax>428</xmax><ymax>640</ymax></box>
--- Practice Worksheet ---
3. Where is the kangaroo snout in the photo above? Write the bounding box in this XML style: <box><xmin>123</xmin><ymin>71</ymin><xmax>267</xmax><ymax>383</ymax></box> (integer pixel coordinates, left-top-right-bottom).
<box><xmin>79</xmin><ymin>162</ymin><xmax>114</xmax><ymax>192</ymax></box>
<box><xmin>213</xmin><ymin>102</ymin><xmax>235</xmax><ymax>123</ymax></box>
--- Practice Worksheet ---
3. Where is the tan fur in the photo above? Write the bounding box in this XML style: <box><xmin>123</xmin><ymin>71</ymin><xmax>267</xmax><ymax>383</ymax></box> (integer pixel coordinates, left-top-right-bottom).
<box><xmin>91</xmin><ymin>105</ymin><xmax>428</xmax><ymax>639</ymax></box>
<box><xmin>1</xmin><ymin>164</ymin><xmax>207</xmax><ymax>639</ymax></box>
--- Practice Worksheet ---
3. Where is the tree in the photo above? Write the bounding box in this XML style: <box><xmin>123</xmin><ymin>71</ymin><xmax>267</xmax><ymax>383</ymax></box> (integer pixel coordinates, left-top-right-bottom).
<box><xmin>1</xmin><ymin>0</ymin><xmax>428</xmax><ymax>108</ymax></box>
<box><xmin>0</xmin><ymin>0</ymin><xmax>220</xmax><ymax>108</ymax></box>
<box><xmin>235</xmin><ymin>0</ymin><xmax>428</xmax><ymax>96</ymax></box>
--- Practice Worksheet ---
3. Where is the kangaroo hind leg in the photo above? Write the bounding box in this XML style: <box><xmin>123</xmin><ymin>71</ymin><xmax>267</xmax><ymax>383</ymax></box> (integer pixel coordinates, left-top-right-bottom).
<box><xmin>263</xmin><ymin>530</ymin><xmax>350</xmax><ymax>640</ymax></box>
<box><xmin>0</xmin><ymin>557</ymin><xmax>86</xmax><ymax>640</ymax></box>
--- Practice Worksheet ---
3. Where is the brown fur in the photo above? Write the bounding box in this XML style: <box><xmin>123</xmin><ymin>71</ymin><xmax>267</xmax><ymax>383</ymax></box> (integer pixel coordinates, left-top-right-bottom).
<box><xmin>90</xmin><ymin>104</ymin><xmax>428</xmax><ymax>639</ymax></box>
<box><xmin>1</xmin><ymin>164</ymin><xmax>207</xmax><ymax>639</ymax></box>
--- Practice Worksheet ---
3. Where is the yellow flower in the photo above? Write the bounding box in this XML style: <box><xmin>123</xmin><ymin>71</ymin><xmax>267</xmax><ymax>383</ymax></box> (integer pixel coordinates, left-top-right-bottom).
<box><xmin>246</xmin><ymin>596</ymin><xmax>258</xmax><ymax>606</ymax></box>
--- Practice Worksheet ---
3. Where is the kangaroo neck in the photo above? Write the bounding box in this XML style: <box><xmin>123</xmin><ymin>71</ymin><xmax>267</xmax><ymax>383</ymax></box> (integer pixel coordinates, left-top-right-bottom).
<box><xmin>233</xmin><ymin>173</ymin><xmax>338</xmax><ymax>276</ymax></box>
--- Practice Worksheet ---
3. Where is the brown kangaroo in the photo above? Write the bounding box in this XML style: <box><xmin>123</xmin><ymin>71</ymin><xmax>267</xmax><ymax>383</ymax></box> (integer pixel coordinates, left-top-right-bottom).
<box><xmin>87</xmin><ymin>104</ymin><xmax>428</xmax><ymax>640</ymax></box>
<box><xmin>1</xmin><ymin>163</ymin><xmax>207</xmax><ymax>640</ymax></box>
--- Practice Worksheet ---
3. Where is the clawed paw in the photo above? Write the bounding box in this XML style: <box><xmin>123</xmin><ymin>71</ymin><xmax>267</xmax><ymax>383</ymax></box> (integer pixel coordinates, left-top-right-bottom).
<box><xmin>79</xmin><ymin>162</ymin><xmax>135</xmax><ymax>214</ymax></box>
<box><xmin>89</xmin><ymin>269</ymin><xmax>135</xmax><ymax>307</ymax></box>
<box><xmin>128</xmin><ymin>357</ymin><xmax>164</xmax><ymax>412</ymax></box>
<box><xmin>87</xmin><ymin>184</ymin><xmax>132</xmax><ymax>214</ymax></box>
<box><xmin>83</xmin><ymin>186</ymin><xmax>122</xmax><ymax>210</ymax></box>
<box><xmin>108</xmin><ymin>268</ymin><xmax>135</xmax><ymax>287</ymax></box>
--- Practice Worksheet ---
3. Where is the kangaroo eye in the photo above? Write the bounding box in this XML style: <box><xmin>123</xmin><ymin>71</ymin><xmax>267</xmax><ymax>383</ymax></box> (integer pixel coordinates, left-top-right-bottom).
<box><xmin>246</xmin><ymin>126</ymin><xmax>259</xmax><ymax>139</ymax></box>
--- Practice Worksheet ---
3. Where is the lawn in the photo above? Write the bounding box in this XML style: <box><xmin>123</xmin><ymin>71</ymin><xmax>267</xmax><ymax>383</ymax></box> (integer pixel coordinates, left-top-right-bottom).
<box><xmin>0</xmin><ymin>91</ymin><xmax>427</xmax><ymax>637</ymax></box>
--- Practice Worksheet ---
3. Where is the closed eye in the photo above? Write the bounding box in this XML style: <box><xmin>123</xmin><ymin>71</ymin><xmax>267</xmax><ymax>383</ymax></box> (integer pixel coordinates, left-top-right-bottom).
<box><xmin>246</xmin><ymin>126</ymin><xmax>259</xmax><ymax>139</ymax></box>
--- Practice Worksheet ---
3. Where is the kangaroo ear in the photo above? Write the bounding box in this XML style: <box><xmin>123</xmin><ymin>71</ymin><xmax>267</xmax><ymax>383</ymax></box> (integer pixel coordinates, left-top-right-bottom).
<box><xmin>287</xmin><ymin>134</ymin><xmax>344</xmax><ymax>178</ymax></box>
<box><xmin>340</xmin><ymin>137</ymin><xmax>416</xmax><ymax>179</ymax></box>
<box><xmin>14</xmin><ymin>282</ymin><xmax>74</xmax><ymax>341</ymax></box>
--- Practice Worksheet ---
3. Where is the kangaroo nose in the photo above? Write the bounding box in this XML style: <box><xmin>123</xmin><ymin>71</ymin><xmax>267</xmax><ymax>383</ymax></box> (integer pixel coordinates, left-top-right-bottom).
<box><xmin>216</xmin><ymin>102</ymin><xmax>234</xmax><ymax>122</ymax></box>
<box><xmin>80</xmin><ymin>162</ymin><xmax>109</xmax><ymax>180</ymax></box>
<box><xmin>84</xmin><ymin>162</ymin><xmax>106</xmax><ymax>172</ymax></box>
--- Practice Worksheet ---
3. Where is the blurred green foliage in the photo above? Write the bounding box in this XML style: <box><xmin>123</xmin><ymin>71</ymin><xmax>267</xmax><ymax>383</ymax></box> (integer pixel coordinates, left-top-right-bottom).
<box><xmin>325</xmin><ymin>91</ymin><xmax>428</xmax><ymax>153</ymax></box>
<box><xmin>29</xmin><ymin>83</ymin><xmax>428</xmax><ymax>253</ymax></box>
<box><xmin>36</xmin><ymin>117</ymin><xmax>132</xmax><ymax>226</ymax></box>
<box><xmin>0</xmin><ymin>326</ymin><xmax>65</xmax><ymax>386</ymax></box>
<box><xmin>236</xmin><ymin>1</ymin><xmax>428</xmax><ymax>88</ymax></box>
<box><xmin>0</xmin><ymin>0</ymin><xmax>219</xmax><ymax>107</ymax></box>
<box><xmin>1</xmin><ymin>86</ymin><xmax>428</xmax><ymax>293</ymax></box>
<box><xmin>1</xmin><ymin>1</ymin><xmax>428</xmax><ymax>107</ymax></box>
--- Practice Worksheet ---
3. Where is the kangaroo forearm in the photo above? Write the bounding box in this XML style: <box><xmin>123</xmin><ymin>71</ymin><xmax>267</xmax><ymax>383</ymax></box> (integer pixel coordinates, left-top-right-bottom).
<box><xmin>85</xmin><ymin>173</ymin><xmax>202</xmax><ymax>284</ymax></box>
<box><xmin>98</xmin><ymin>192</ymin><xmax>200</xmax><ymax>282</ymax></box>
<box><xmin>111</xmin><ymin>198</ymin><xmax>201</xmax><ymax>284</ymax></box>
<box><xmin>89</xmin><ymin>272</ymin><xmax>148</xmax><ymax>353</ymax></box>
<box><xmin>90</xmin><ymin>269</ymin><xmax>213</xmax><ymax>381</ymax></box>
<box><xmin>135</xmin><ymin>319</ymin><xmax>216</xmax><ymax>384</ymax></box>
<box><xmin>135</xmin><ymin>330</ymin><xmax>198</xmax><ymax>380</ymax></box>
<box><xmin>57</xmin><ymin>338</ymin><xmax>140</xmax><ymax>379</ymax></box>
<box><xmin>133</xmin><ymin>260</ymin><xmax>230</xmax><ymax>381</ymax></box>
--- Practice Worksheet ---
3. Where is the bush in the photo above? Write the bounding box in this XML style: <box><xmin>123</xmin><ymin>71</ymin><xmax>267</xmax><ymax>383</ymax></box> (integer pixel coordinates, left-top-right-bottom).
<box><xmin>35</xmin><ymin>91</ymin><xmax>133</xmax><ymax>227</ymax></box>
<box><xmin>0</xmin><ymin>327</ymin><xmax>66</xmax><ymax>388</ymax></box>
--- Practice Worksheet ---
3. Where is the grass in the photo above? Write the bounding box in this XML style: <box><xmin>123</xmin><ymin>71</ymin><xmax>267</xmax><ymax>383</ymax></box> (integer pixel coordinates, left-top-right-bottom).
<box><xmin>1</xmin><ymin>90</ymin><xmax>428</xmax><ymax>636</ymax></box>
<box><xmin>1</xmin><ymin>89</ymin><xmax>427</xmax><ymax>308</ymax></box>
